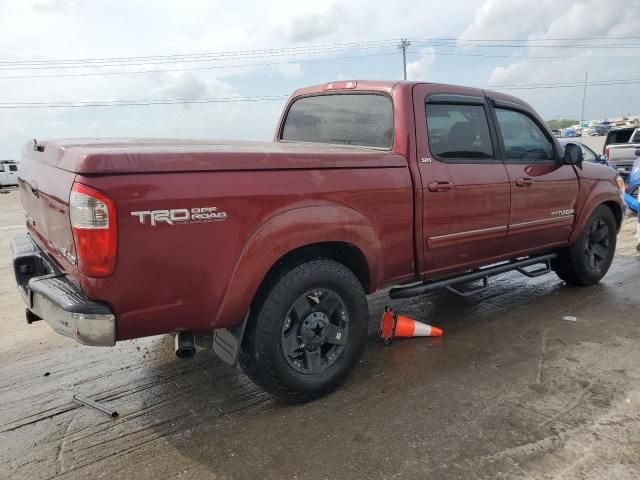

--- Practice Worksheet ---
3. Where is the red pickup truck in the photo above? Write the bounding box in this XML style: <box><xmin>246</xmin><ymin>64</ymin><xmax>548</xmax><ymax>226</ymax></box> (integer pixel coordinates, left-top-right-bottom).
<box><xmin>12</xmin><ymin>80</ymin><xmax>625</xmax><ymax>402</ymax></box>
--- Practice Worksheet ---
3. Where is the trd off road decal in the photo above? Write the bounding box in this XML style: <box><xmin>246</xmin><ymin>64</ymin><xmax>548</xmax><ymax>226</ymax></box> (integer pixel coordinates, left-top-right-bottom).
<box><xmin>131</xmin><ymin>207</ymin><xmax>227</xmax><ymax>226</ymax></box>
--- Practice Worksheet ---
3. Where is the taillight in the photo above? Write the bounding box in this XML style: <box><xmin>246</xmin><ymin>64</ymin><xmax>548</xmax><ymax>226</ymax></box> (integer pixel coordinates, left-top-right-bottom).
<box><xmin>604</xmin><ymin>146</ymin><xmax>609</xmax><ymax>160</ymax></box>
<box><xmin>70</xmin><ymin>183</ymin><xmax>117</xmax><ymax>277</ymax></box>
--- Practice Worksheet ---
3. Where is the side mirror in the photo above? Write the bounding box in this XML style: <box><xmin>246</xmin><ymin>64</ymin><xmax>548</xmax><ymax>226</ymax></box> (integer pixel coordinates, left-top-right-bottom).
<box><xmin>563</xmin><ymin>143</ymin><xmax>583</xmax><ymax>166</ymax></box>
<box><xmin>598</xmin><ymin>154</ymin><xmax>607</xmax><ymax>162</ymax></box>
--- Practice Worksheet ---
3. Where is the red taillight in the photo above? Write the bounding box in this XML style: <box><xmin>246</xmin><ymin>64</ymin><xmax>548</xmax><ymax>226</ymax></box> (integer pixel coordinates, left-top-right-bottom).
<box><xmin>70</xmin><ymin>183</ymin><xmax>117</xmax><ymax>277</ymax></box>
<box><xmin>604</xmin><ymin>145</ymin><xmax>610</xmax><ymax>160</ymax></box>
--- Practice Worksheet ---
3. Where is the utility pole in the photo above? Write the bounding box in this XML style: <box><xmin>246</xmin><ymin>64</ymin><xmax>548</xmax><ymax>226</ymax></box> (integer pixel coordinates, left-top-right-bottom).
<box><xmin>580</xmin><ymin>71</ymin><xmax>588</xmax><ymax>131</ymax></box>
<box><xmin>398</xmin><ymin>38</ymin><xmax>411</xmax><ymax>80</ymax></box>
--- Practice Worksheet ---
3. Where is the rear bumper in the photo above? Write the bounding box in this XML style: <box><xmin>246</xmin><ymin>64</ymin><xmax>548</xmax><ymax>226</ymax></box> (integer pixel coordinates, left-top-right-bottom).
<box><xmin>11</xmin><ymin>233</ymin><xmax>116</xmax><ymax>346</ymax></box>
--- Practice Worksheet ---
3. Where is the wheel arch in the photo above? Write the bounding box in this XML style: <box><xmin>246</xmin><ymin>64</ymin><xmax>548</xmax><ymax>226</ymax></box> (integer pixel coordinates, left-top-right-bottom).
<box><xmin>603</xmin><ymin>200</ymin><xmax>623</xmax><ymax>232</ymax></box>
<box><xmin>212</xmin><ymin>204</ymin><xmax>382</xmax><ymax>330</ymax></box>
<box><xmin>570</xmin><ymin>189</ymin><xmax>624</xmax><ymax>244</ymax></box>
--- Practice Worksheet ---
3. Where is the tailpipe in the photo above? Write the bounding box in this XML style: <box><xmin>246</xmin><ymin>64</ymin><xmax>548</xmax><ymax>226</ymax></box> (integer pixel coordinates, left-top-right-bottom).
<box><xmin>175</xmin><ymin>332</ymin><xmax>196</xmax><ymax>359</ymax></box>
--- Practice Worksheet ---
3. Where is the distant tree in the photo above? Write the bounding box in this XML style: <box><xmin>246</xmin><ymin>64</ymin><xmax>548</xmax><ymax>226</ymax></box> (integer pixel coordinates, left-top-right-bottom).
<box><xmin>546</xmin><ymin>119</ymin><xmax>579</xmax><ymax>130</ymax></box>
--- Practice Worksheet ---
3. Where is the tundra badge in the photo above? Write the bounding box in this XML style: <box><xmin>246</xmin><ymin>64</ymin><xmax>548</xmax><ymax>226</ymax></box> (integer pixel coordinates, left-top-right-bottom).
<box><xmin>551</xmin><ymin>209</ymin><xmax>574</xmax><ymax>217</ymax></box>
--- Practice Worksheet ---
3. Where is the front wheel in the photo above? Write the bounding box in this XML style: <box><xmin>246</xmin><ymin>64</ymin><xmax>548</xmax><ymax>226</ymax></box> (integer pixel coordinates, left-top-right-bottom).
<box><xmin>552</xmin><ymin>205</ymin><xmax>617</xmax><ymax>286</ymax></box>
<box><xmin>239</xmin><ymin>259</ymin><xmax>368</xmax><ymax>403</ymax></box>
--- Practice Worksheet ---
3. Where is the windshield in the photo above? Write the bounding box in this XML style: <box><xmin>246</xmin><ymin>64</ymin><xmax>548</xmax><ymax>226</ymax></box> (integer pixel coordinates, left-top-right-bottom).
<box><xmin>280</xmin><ymin>93</ymin><xmax>393</xmax><ymax>149</ymax></box>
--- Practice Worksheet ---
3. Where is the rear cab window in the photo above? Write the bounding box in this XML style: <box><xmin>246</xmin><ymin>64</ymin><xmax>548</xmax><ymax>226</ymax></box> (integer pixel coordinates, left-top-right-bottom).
<box><xmin>607</xmin><ymin>129</ymin><xmax>633</xmax><ymax>145</ymax></box>
<box><xmin>426</xmin><ymin>103</ymin><xmax>494</xmax><ymax>161</ymax></box>
<box><xmin>280</xmin><ymin>93</ymin><xmax>393</xmax><ymax>149</ymax></box>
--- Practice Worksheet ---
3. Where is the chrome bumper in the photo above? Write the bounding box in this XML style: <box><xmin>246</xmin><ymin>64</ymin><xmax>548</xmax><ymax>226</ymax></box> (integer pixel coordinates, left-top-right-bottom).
<box><xmin>11</xmin><ymin>233</ymin><xmax>116</xmax><ymax>346</ymax></box>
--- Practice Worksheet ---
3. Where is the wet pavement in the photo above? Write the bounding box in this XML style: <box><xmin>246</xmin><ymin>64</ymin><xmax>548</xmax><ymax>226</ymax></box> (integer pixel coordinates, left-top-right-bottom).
<box><xmin>0</xmin><ymin>187</ymin><xmax>639</xmax><ymax>479</ymax></box>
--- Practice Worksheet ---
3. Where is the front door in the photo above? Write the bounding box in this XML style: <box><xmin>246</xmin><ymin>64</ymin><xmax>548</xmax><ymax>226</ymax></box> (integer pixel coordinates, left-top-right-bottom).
<box><xmin>491</xmin><ymin>104</ymin><xmax>579</xmax><ymax>255</ymax></box>
<box><xmin>413</xmin><ymin>85</ymin><xmax>510</xmax><ymax>274</ymax></box>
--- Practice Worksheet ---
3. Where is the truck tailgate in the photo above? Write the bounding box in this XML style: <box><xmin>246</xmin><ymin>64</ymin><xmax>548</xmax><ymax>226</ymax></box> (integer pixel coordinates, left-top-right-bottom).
<box><xmin>18</xmin><ymin>147</ymin><xmax>77</xmax><ymax>273</ymax></box>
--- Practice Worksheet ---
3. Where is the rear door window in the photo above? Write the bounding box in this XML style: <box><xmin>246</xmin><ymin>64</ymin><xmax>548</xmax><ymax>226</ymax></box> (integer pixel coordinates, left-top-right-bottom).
<box><xmin>495</xmin><ymin>109</ymin><xmax>554</xmax><ymax>161</ymax></box>
<box><xmin>425</xmin><ymin>104</ymin><xmax>494</xmax><ymax>160</ymax></box>
<box><xmin>9</xmin><ymin>165</ymin><xmax>17</xmax><ymax>172</ymax></box>
<box><xmin>281</xmin><ymin>94</ymin><xmax>393</xmax><ymax>148</ymax></box>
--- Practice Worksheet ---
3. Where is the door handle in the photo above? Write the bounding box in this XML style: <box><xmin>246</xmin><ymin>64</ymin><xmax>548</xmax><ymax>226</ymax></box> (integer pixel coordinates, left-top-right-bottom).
<box><xmin>515</xmin><ymin>177</ymin><xmax>534</xmax><ymax>187</ymax></box>
<box><xmin>427</xmin><ymin>181</ymin><xmax>453</xmax><ymax>192</ymax></box>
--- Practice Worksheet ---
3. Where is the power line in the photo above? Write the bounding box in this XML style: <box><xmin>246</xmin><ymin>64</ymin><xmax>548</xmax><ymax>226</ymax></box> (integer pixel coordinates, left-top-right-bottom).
<box><xmin>0</xmin><ymin>40</ymin><xmax>399</xmax><ymax>69</ymax></box>
<box><xmin>0</xmin><ymin>95</ymin><xmax>290</xmax><ymax>109</ymax></box>
<box><xmin>5</xmin><ymin>47</ymin><xmax>640</xmax><ymax>81</ymax></box>
<box><xmin>2</xmin><ymin>34</ymin><xmax>639</xmax><ymax>69</ymax></box>
<box><xmin>487</xmin><ymin>78</ymin><xmax>640</xmax><ymax>90</ymax></box>
<box><xmin>409</xmin><ymin>50</ymin><xmax>640</xmax><ymax>60</ymax></box>
<box><xmin>0</xmin><ymin>51</ymin><xmax>401</xmax><ymax>79</ymax></box>
<box><xmin>2</xmin><ymin>76</ymin><xmax>640</xmax><ymax>109</ymax></box>
<box><xmin>413</xmin><ymin>40</ymin><xmax>640</xmax><ymax>49</ymax></box>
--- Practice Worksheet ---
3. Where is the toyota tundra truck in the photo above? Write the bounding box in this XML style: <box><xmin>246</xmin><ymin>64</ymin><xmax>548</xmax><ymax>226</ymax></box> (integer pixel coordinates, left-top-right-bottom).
<box><xmin>11</xmin><ymin>81</ymin><xmax>625</xmax><ymax>402</ymax></box>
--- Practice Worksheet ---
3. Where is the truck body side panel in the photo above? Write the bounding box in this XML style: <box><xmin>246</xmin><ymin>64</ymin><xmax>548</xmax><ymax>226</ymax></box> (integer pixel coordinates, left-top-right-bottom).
<box><xmin>77</xmin><ymin>164</ymin><xmax>413</xmax><ymax>340</ymax></box>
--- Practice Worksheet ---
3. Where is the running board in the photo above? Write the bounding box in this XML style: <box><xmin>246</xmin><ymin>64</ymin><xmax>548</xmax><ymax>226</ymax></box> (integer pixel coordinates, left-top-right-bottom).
<box><xmin>388</xmin><ymin>253</ymin><xmax>557</xmax><ymax>299</ymax></box>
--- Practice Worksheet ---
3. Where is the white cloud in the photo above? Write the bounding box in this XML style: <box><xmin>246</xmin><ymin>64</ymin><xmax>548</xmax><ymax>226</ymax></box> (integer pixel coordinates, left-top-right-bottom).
<box><xmin>462</xmin><ymin>0</ymin><xmax>640</xmax><ymax>120</ymax></box>
<box><xmin>275</xmin><ymin>62</ymin><xmax>302</xmax><ymax>78</ymax></box>
<box><xmin>283</xmin><ymin>5</ymin><xmax>346</xmax><ymax>42</ymax></box>
<box><xmin>0</xmin><ymin>0</ymin><xmax>636</xmax><ymax>158</ymax></box>
<box><xmin>459</xmin><ymin>0</ymin><xmax>555</xmax><ymax>41</ymax></box>
<box><xmin>406</xmin><ymin>47</ymin><xmax>435</xmax><ymax>81</ymax></box>
<box><xmin>148</xmin><ymin>72</ymin><xmax>236</xmax><ymax>100</ymax></box>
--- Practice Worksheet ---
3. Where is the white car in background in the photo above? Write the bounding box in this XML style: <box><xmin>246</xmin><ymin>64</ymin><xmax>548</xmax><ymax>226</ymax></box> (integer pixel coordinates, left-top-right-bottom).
<box><xmin>0</xmin><ymin>161</ymin><xmax>19</xmax><ymax>188</ymax></box>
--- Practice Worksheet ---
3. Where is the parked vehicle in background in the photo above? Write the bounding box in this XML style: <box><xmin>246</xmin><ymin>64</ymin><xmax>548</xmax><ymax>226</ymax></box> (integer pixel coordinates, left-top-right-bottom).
<box><xmin>11</xmin><ymin>80</ymin><xmax>625</xmax><ymax>402</ymax></box>
<box><xmin>551</xmin><ymin>129</ymin><xmax>561</xmax><ymax>137</ymax></box>
<box><xmin>626</xmin><ymin>156</ymin><xmax>640</xmax><ymax>206</ymax></box>
<box><xmin>558</xmin><ymin>139</ymin><xmax>618</xmax><ymax>171</ymax></box>
<box><xmin>594</xmin><ymin>124</ymin><xmax>612</xmax><ymax>136</ymax></box>
<box><xmin>562</xmin><ymin>129</ymin><xmax>579</xmax><ymax>137</ymax></box>
<box><xmin>604</xmin><ymin>127</ymin><xmax>640</xmax><ymax>177</ymax></box>
<box><xmin>582</xmin><ymin>128</ymin><xmax>598</xmax><ymax>136</ymax></box>
<box><xmin>0</xmin><ymin>161</ymin><xmax>19</xmax><ymax>187</ymax></box>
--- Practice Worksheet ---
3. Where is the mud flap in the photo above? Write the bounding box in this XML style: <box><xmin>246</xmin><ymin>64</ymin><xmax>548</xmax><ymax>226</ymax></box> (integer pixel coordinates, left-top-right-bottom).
<box><xmin>212</xmin><ymin>312</ymin><xmax>249</xmax><ymax>366</ymax></box>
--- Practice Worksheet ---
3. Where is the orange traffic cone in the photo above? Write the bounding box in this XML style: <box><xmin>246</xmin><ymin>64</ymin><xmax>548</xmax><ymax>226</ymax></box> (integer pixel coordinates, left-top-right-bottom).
<box><xmin>380</xmin><ymin>306</ymin><xmax>443</xmax><ymax>345</ymax></box>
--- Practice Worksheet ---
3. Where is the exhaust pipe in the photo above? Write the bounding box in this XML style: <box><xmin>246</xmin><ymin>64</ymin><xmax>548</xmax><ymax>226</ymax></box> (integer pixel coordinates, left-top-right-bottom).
<box><xmin>175</xmin><ymin>332</ymin><xmax>196</xmax><ymax>359</ymax></box>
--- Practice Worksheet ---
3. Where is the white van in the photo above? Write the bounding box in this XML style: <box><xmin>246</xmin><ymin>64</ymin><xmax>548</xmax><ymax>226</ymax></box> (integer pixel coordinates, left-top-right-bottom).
<box><xmin>0</xmin><ymin>161</ymin><xmax>19</xmax><ymax>187</ymax></box>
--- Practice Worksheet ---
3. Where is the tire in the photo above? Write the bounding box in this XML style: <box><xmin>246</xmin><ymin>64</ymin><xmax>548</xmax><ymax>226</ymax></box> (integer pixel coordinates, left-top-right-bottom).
<box><xmin>552</xmin><ymin>205</ymin><xmax>617</xmax><ymax>286</ymax></box>
<box><xmin>239</xmin><ymin>258</ymin><xmax>368</xmax><ymax>403</ymax></box>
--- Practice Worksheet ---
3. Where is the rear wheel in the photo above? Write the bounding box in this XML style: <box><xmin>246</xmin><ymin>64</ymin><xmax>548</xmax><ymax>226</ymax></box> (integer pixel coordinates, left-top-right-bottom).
<box><xmin>552</xmin><ymin>205</ymin><xmax>617</xmax><ymax>286</ymax></box>
<box><xmin>239</xmin><ymin>259</ymin><xmax>368</xmax><ymax>403</ymax></box>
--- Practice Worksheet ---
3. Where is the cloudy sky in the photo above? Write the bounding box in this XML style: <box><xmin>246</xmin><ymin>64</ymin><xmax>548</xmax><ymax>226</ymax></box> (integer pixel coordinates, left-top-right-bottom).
<box><xmin>0</xmin><ymin>0</ymin><xmax>639</xmax><ymax>159</ymax></box>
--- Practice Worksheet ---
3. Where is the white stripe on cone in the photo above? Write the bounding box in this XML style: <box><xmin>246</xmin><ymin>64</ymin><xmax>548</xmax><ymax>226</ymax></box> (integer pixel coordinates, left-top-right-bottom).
<box><xmin>413</xmin><ymin>321</ymin><xmax>435</xmax><ymax>336</ymax></box>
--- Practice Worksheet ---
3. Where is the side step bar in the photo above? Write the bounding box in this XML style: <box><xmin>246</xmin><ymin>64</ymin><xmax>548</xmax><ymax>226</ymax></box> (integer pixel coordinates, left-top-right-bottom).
<box><xmin>389</xmin><ymin>253</ymin><xmax>558</xmax><ymax>299</ymax></box>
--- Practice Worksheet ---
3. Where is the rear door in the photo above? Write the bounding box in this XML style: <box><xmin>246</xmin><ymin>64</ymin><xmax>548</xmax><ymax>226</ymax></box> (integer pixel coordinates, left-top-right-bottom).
<box><xmin>490</xmin><ymin>101</ymin><xmax>579</xmax><ymax>255</ymax></box>
<box><xmin>413</xmin><ymin>85</ymin><xmax>510</xmax><ymax>273</ymax></box>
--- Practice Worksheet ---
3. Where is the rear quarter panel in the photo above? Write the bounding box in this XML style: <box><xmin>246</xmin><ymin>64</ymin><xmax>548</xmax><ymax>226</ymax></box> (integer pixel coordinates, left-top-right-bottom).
<box><xmin>78</xmin><ymin>164</ymin><xmax>413</xmax><ymax>340</ymax></box>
